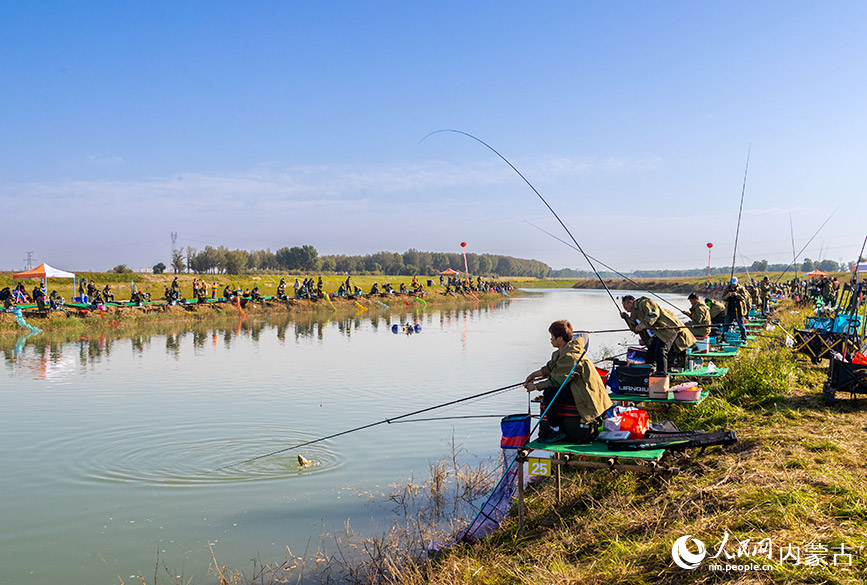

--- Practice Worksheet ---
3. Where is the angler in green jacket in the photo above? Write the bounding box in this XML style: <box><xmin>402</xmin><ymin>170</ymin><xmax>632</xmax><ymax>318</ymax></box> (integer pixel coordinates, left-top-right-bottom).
<box><xmin>759</xmin><ymin>276</ymin><xmax>772</xmax><ymax>314</ymax></box>
<box><xmin>682</xmin><ymin>293</ymin><xmax>712</xmax><ymax>338</ymax></box>
<box><xmin>524</xmin><ymin>320</ymin><xmax>612</xmax><ymax>443</ymax></box>
<box><xmin>621</xmin><ymin>295</ymin><xmax>696</xmax><ymax>374</ymax></box>
<box><xmin>705</xmin><ymin>297</ymin><xmax>727</xmax><ymax>326</ymax></box>
<box><xmin>722</xmin><ymin>277</ymin><xmax>749</xmax><ymax>341</ymax></box>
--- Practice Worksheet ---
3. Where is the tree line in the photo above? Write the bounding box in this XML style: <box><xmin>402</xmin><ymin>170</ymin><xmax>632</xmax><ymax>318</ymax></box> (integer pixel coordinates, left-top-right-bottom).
<box><xmin>155</xmin><ymin>246</ymin><xmax>856</xmax><ymax>278</ymax></box>
<box><xmin>162</xmin><ymin>246</ymin><xmax>552</xmax><ymax>278</ymax></box>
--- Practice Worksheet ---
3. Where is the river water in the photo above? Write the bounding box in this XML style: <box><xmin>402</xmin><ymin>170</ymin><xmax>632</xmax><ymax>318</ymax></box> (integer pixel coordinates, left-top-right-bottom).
<box><xmin>0</xmin><ymin>289</ymin><xmax>687</xmax><ymax>584</ymax></box>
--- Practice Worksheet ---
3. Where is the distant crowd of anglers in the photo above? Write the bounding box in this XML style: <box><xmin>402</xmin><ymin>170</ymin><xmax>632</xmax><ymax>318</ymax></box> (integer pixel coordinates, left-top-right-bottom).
<box><xmin>1</xmin><ymin>273</ymin><xmax>515</xmax><ymax>312</ymax></box>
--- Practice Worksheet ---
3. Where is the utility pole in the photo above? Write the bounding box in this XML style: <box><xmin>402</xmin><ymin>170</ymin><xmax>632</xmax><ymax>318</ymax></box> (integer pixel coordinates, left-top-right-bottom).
<box><xmin>23</xmin><ymin>251</ymin><xmax>33</xmax><ymax>270</ymax></box>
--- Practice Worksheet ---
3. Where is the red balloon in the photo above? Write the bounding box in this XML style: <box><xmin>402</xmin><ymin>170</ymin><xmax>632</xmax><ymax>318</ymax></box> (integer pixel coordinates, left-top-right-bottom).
<box><xmin>460</xmin><ymin>242</ymin><xmax>467</xmax><ymax>248</ymax></box>
<box><xmin>706</xmin><ymin>242</ymin><xmax>713</xmax><ymax>249</ymax></box>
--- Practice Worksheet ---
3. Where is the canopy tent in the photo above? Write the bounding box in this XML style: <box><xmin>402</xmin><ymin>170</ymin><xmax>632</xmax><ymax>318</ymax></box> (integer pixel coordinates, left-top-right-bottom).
<box><xmin>851</xmin><ymin>262</ymin><xmax>867</xmax><ymax>273</ymax></box>
<box><xmin>438</xmin><ymin>268</ymin><xmax>460</xmax><ymax>276</ymax></box>
<box><xmin>803</xmin><ymin>269</ymin><xmax>829</xmax><ymax>278</ymax></box>
<box><xmin>13</xmin><ymin>263</ymin><xmax>77</xmax><ymax>298</ymax></box>
<box><xmin>13</xmin><ymin>263</ymin><xmax>75</xmax><ymax>280</ymax></box>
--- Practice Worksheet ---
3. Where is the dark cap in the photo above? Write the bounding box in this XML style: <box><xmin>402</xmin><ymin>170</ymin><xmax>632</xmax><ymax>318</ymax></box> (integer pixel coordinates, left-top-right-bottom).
<box><xmin>687</xmin><ymin>293</ymin><xmax>698</xmax><ymax>300</ymax></box>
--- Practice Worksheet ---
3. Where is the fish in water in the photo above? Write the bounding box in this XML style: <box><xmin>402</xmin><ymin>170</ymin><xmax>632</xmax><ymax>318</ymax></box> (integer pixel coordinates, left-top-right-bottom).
<box><xmin>297</xmin><ymin>454</ymin><xmax>311</xmax><ymax>467</ymax></box>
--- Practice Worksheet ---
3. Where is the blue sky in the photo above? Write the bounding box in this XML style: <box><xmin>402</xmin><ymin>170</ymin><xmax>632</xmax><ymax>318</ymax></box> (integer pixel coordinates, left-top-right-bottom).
<box><xmin>2</xmin><ymin>1</ymin><xmax>865</xmax><ymax>272</ymax></box>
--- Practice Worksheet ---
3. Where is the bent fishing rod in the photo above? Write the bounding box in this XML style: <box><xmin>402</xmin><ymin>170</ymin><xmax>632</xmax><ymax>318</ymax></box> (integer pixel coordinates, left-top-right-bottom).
<box><xmin>215</xmin><ymin>381</ymin><xmax>523</xmax><ymax>471</ymax></box>
<box><xmin>773</xmin><ymin>206</ymin><xmax>839</xmax><ymax>284</ymax></box>
<box><xmin>525</xmin><ymin>220</ymin><xmax>688</xmax><ymax>313</ymax></box>
<box><xmin>420</xmin><ymin>129</ymin><xmax>621</xmax><ymax>313</ymax></box>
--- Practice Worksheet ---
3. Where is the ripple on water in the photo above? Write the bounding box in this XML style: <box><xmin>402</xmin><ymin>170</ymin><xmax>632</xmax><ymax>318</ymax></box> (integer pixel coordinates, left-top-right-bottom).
<box><xmin>55</xmin><ymin>422</ymin><xmax>344</xmax><ymax>486</ymax></box>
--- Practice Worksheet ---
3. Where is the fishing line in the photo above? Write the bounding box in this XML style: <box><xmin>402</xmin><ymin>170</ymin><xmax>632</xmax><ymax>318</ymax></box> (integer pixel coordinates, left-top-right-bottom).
<box><xmin>420</xmin><ymin>129</ymin><xmax>620</xmax><ymax>312</ymax></box>
<box><xmin>214</xmin><ymin>381</ymin><xmax>524</xmax><ymax>471</ymax></box>
<box><xmin>774</xmin><ymin>207</ymin><xmax>839</xmax><ymax>284</ymax></box>
<box><xmin>730</xmin><ymin>145</ymin><xmax>751</xmax><ymax>281</ymax></box>
<box><xmin>525</xmin><ymin>220</ymin><xmax>687</xmax><ymax>313</ymax></box>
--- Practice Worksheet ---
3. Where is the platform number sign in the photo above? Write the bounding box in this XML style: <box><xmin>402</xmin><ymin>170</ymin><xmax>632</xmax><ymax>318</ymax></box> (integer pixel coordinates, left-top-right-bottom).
<box><xmin>527</xmin><ymin>457</ymin><xmax>551</xmax><ymax>477</ymax></box>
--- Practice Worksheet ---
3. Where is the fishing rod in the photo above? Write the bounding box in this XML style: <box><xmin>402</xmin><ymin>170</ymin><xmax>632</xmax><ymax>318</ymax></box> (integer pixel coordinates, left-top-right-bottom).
<box><xmin>214</xmin><ymin>381</ymin><xmax>524</xmax><ymax>471</ymax></box>
<box><xmin>773</xmin><ymin>206</ymin><xmax>839</xmax><ymax>284</ymax></box>
<box><xmin>730</xmin><ymin>146</ymin><xmax>751</xmax><ymax>282</ymax></box>
<box><xmin>421</xmin><ymin>129</ymin><xmax>621</xmax><ymax>313</ymax></box>
<box><xmin>790</xmin><ymin>213</ymin><xmax>797</xmax><ymax>266</ymax></box>
<box><xmin>526</xmin><ymin>220</ymin><xmax>689</xmax><ymax>314</ymax></box>
<box><xmin>388</xmin><ymin>414</ymin><xmax>514</xmax><ymax>424</ymax></box>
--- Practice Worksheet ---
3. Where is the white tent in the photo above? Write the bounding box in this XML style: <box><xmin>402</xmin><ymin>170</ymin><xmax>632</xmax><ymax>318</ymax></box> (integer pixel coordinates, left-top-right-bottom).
<box><xmin>12</xmin><ymin>263</ymin><xmax>76</xmax><ymax>296</ymax></box>
<box><xmin>12</xmin><ymin>263</ymin><xmax>75</xmax><ymax>280</ymax></box>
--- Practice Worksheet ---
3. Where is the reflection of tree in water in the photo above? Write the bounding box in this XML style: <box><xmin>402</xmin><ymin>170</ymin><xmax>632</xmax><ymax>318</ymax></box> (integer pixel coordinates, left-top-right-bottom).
<box><xmin>192</xmin><ymin>329</ymin><xmax>207</xmax><ymax>350</ymax></box>
<box><xmin>165</xmin><ymin>333</ymin><xmax>180</xmax><ymax>358</ymax></box>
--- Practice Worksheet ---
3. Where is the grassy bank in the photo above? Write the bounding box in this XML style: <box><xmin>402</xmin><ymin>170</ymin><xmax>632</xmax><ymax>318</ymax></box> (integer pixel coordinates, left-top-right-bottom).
<box><xmin>0</xmin><ymin>272</ymin><xmax>516</xmax><ymax>337</ymax></box>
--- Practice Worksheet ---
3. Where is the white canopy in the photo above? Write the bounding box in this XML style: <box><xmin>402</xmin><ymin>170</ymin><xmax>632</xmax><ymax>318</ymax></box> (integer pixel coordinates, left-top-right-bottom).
<box><xmin>12</xmin><ymin>263</ymin><xmax>75</xmax><ymax>280</ymax></box>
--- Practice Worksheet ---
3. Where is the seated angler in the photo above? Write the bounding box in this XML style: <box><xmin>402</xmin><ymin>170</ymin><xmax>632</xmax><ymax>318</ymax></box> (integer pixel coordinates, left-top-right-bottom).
<box><xmin>103</xmin><ymin>284</ymin><xmax>115</xmax><ymax>302</ymax></box>
<box><xmin>250</xmin><ymin>285</ymin><xmax>260</xmax><ymax>300</ymax></box>
<box><xmin>705</xmin><ymin>297</ymin><xmax>727</xmax><ymax>329</ymax></box>
<box><xmin>682</xmin><ymin>293</ymin><xmax>712</xmax><ymax>339</ymax></box>
<box><xmin>276</xmin><ymin>278</ymin><xmax>287</xmax><ymax>300</ymax></box>
<box><xmin>369</xmin><ymin>282</ymin><xmax>379</xmax><ymax>296</ymax></box>
<box><xmin>524</xmin><ymin>320</ymin><xmax>612</xmax><ymax>444</ymax></box>
<box><xmin>0</xmin><ymin>287</ymin><xmax>13</xmax><ymax>309</ymax></box>
<box><xmin>621</xmin><ymin>295</ymin><xmax>696</xmax><ymax>374</ymax></box>
<box><xmin>32</xmin><ymin>285</ymin><xmax>47</xmax><ymax>311</ymax></box>
<box><xmin>49</xmin><ymin>290</ymin><xmax>64</xmax><ymax>310</ymax></box>
<box><xmin>223</xmin><ymin>285</ymin><xmax>233</xmax><ymax>301</ymax></box>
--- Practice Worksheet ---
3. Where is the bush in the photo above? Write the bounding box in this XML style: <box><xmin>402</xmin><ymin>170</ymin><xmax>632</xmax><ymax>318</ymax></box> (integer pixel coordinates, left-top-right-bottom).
<box><xmin>111</xmin><ymin>264</ymin><xmax>133</xmax><ymax>274</ymax></box>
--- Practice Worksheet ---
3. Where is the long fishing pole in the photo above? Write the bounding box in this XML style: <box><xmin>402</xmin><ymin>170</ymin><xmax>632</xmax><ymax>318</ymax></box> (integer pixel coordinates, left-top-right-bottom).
<box><xmin>421</xmin><ymin>129</ymin><xmax>621</xmax><ymax>312</ymax></box>
<box><xmin>215</xmin><ymin>381</ymin><xmax>523</xmax><ymax>471</ymax></box>
<box><xmin>730</xmin><ymin>146</ymin><xmax>751</xmax><ymax>281</ymax></box>
<box><xmin>774</xmin><ymin>206</ymin><xmax>839</xmax><ymax>284</ymax></box>
<box><xmin>526</xmin><ymin>220</ymin><xmax>688</xmax><ymax>313</ymax></box>
<box><xmin>789</xmin><ymin>213</ymin><xmax>797</xmax><ymax>266</ymax></box>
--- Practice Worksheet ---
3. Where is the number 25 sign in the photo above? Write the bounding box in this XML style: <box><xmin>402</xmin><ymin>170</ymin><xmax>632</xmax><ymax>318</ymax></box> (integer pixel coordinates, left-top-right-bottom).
<box><xmin>527</xmin><ymin>457</ymin><xmax>551</xmax><ymax>476</ymax></box>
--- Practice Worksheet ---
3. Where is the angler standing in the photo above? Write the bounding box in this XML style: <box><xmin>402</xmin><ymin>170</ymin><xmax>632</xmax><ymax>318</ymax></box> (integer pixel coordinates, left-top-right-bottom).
<box><xmin>722</xmin><ymin>277</ymin><xmax>749</xmax><ymax>341</ymax></box>
<box><xmin>621</xmin><ymin>295</ymin><xmax>696</xmax><ymax>374</ymax></box>
<box><xmin>759</xmin><ymin>276</ymin><xmax>772</xmax><ymax>315</ymax></box>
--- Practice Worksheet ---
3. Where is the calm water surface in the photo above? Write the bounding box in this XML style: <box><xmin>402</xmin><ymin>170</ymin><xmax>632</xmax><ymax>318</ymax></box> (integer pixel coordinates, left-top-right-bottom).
<box><xmin>0</xmin><ymin>289</ymin><xmax>687</xmax><ymax>584</ymax></box>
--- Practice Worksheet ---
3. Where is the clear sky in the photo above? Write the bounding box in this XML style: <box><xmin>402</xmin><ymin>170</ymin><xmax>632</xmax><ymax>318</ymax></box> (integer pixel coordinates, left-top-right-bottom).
<box><xmin>2</xmin><ymin>1</ymin><xmax>865</xmax><ymax>273</ymax></box>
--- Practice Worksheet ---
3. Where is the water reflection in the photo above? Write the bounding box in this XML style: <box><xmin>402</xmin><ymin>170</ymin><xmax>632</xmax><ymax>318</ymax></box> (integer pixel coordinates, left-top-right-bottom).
<box><xmin>1</xmin><ymin>300</ymin><xmax>514</xmax><ymax>371</ymax></box>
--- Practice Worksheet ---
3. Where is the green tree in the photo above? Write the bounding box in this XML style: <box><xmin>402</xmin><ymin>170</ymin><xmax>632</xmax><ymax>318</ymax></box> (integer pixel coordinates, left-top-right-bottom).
<box><xmin>171</xmin><ymin>250</ymin><xmax>185</xmax><ymax>273</ymax></box>
<box><xmin>111</xmin><ymin>264</ymin><xmax>133</xmax><ymax>274</ymax></box>
<box><xmin>152</xmin><ymin>262</ymin><xmax>166</xmax><ymax>274</ymax></box>
<box><xmin>224</xmin><ymin>250</ymin><xmax>248</xmax><ymax>274</ymax></box>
